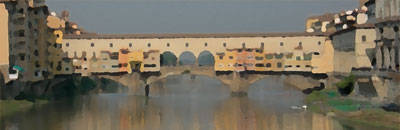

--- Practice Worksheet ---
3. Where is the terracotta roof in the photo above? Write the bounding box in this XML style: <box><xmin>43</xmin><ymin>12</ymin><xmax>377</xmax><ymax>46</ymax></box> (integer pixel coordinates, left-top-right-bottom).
<box><xmin>377</xmin><ymin>16</ymin><xmax>400</xmax><ymax>23</ymax></box>
<box><xmin>64</xmin><ymin>32</ymin><xmax>329</xmax><ymax>39</ymax></box>
<box><xmin>308</xmin><ymin>13</ymin><xmax>336</xmax><ymax>21</ymax></box>
<box><xmin>329</xmin><ymin>24</ymin><xmax>374</xmax><ymax>37</ymax></box>
<box><xmin>354</xmin><ymin>23</ymin><xmax>375</xmax><ymax>28</ymax></box>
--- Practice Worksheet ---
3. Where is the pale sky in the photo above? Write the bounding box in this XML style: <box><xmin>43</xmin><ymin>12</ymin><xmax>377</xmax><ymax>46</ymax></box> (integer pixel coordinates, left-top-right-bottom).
<box><xmin>47</xmin><ymin>0</ymin><xmax>359</xmax><ymax>34</ymax></box>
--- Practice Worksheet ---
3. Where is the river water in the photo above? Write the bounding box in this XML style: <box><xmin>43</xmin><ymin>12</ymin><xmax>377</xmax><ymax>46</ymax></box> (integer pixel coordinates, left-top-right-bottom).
<box><xmin>2</xmin><ymin>75</ymin><xmax>362</xmax><ymax>130</ymax></box>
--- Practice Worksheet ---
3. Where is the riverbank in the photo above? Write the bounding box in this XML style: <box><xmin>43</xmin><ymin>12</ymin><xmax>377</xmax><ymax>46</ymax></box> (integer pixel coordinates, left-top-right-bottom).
<box><xmin>305</xmin><ymin>89</ymin><xmax>400</xmax><ymax>129</ymax></box>
<box><xmin>0</xmin><ymin>99</ymin><xmax>48</xmax><ymax>118</ymax></box>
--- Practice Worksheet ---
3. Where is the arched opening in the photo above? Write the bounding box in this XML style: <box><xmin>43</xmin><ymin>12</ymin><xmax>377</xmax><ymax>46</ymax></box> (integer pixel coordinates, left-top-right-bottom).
<box><xmin>160</xmin><ymin>51</ymin><xmax>177</xmax><ymax>66</ymax></box>
<box><xmin>198</xmin><ymin>51</ymin><xmax>215</xmax><ymax>66</ymax></box>
<box><xmin>179</xmin><ymin>51</ymin><xmax>196</xmax><ymax>65</ymax></box>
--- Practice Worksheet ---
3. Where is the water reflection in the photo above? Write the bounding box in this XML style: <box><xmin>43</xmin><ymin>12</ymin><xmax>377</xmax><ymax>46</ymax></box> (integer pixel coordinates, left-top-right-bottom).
<box><xmin>2</xmin><ymin>75</ymin><xmax>345</xmax><ymax>130</ymax></box>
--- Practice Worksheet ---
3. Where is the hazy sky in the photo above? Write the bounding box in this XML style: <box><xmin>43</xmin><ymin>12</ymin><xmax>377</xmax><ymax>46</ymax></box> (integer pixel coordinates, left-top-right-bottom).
<box><xmin>47</xmin><ymin>0</ymin><xmax>359</xmax><ymax>34</ymax></box>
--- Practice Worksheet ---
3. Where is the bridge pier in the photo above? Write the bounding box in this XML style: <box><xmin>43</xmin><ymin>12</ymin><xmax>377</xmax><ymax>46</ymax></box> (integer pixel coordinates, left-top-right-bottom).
<box><xmin>228</xmin><ymin>72</ymin><xmax>249</xmax><ymax>96</ymax></box>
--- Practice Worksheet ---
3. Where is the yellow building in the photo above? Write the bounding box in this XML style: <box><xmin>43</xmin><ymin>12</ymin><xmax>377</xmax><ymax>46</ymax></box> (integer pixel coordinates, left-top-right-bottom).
<box><xmin>215</xmin><ymin>50</ymin><xmax>236</xmax><ymax>72</ymax></box>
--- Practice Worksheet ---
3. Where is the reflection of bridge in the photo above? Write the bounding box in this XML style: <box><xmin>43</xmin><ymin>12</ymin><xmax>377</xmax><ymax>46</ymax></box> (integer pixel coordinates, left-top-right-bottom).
<box><xmin>147</xmin><ymin>66</ymin><xmax>268</xmax><ymax>93</ymax></box>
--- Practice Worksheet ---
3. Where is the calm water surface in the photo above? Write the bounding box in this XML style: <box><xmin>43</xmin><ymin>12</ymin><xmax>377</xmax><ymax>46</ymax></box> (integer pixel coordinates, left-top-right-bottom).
<box><xmin>2</xmin><ymin>75</ymin><xmax>368</xmax><ymax>130</ymax></box>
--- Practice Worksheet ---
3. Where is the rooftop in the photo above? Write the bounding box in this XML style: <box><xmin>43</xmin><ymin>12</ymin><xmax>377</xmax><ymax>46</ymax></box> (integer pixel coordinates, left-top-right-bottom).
<box><xmin>64</xmin><ymin>32</ymin><xmax>329</xmax><ymax>39</ymax></box>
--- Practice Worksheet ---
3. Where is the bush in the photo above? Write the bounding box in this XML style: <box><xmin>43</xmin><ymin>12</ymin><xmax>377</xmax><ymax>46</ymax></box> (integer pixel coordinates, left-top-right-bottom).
<box><xmin>336</xmin><ymin>74</ymin><xmax>356</xmax><ymax>96</ymax></box>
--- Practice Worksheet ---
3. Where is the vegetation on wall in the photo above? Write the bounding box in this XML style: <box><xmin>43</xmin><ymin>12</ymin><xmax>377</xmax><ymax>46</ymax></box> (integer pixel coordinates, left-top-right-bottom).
<box><xmin>336</xmin><ymin>74</ymin><xmax>356</xmax><ymax>96</ymax></box>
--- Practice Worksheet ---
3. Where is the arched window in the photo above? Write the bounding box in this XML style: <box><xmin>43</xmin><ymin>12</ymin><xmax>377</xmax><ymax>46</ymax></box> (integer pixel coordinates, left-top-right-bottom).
<box><xmin>129</xmin><ymin>43</ymin><xmax>132</xmax><ymax>47</ymax></box>
<box><xmin>242</xmin><ymin>43</ymin><xmax>246</xmax><ymax>48</ymax></box>
<box><xmin>223</xmin><ymin>43</ymin><xmax>226</xmax><ymax>47</ymax></box>
<box><xmin>280</xmin><ymin>42</ymin><xmax>284</xmax><ymax>46</ymax></box>
<box><xmin>90</xmin><ymin>43</ymin><xmax>94</xmax><ymax>47</ymax></box>
<box><xmin>261</xmin><ymin>42</ymin><xmax>264</xmax><ymax>47</ymax></box>
<box><xmin>109</xmin><ymin>43</ymin><xmax>113</xmax><ymax>47</ymax></box>
<box><xmin>185</xmin><ymin>43</ymin><xmax>189</xmax><ymax>47</ymax></box>
<box><xmin>167</xmin><ymin>43</ymin><xmax>170</xmax><ymax>47</ymax></box>
<box><xmin>148</xmin><ymin>43</ymin><xmax>151</xmax><ymax>47</ymax></box>
<box><xmin>318</xmin><ymin>41</ymin><xmax>321</xmax><ymax>45</ymax></box>
<box><xmin>299</xmin><ymin>42</ymin><xmax>302</xmax><ymax>46</ymax></box>
<box><xmin>66</xmin><ymin>43</ymin><xmax>69</xmax><ymax>47</ymax></box>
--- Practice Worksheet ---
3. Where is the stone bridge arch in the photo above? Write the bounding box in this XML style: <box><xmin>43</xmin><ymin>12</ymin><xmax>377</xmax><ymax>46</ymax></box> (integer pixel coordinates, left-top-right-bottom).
<box><xmin>198</xmin><ymin>50</ymin><xmax>215</xmax><ymax>66</ymax></box>
<box><xmin>160</xmin><ymin>51</ymin><xmax>178</xmax><ymax>66</ymax></box>
<box><xmin>178</xmin><ymin>51</ymin><xmax>196</xmax><ymax>65</ymax></box>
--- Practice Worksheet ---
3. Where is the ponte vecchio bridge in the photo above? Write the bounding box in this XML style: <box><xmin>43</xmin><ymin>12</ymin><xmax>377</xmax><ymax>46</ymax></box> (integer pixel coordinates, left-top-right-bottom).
<box><xmin>61</xmin><ymin>32</ymin><xmax>333</xmax><ymax>93</ymax></box>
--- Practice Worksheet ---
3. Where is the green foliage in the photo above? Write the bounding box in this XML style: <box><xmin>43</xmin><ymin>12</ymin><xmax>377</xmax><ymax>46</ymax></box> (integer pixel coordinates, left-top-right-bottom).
<box><xmin>0</xmin><ymin>100</ymin><xmax>33</xmax><ymax>117</ymax></box>
<box><xmin>336</xmin><ymin>74</ymin><xmax>356</xmax><ymax>89</ymax></box>
<box><xmin>327</xmin><ymin>99</ymin><xmax>367</xmax><ymax>112</ymax></box>
<box><xmin>305</xmin><ymin>91</ymin><xmax>327</xmax><ymax>104</ymax></box>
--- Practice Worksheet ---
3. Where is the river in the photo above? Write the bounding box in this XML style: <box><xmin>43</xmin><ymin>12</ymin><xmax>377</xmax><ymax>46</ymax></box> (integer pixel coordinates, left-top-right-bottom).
<box><xmin>1</xmin><ymin>75</ymin><xmax>364</xmax><ymax>130</ymax></box>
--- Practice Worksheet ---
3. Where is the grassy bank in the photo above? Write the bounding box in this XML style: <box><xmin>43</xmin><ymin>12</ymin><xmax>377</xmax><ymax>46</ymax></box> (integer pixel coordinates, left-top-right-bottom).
<box><xmin>305</xmin><ymin>89</ymin><xmax>400</xmax><ymax>129</ymax></box>
<box><xmin>0</xmin><ymin>100</ymin><xmax>48</xmax><ymax>118</ymax></box>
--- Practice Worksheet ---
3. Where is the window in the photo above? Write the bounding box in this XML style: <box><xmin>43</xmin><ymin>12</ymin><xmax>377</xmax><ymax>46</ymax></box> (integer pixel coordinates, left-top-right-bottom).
<box><xmin>167</xmin><ymin>43</ymin><xmax>170</xmax><ymax>47</ymax></box>
<box><xmin>266</xmin><ymin>63</ymin><xmax>272</xmax><ymax>68</ymax></box>
<box><xmin>313</xmin><ymin>52</ymin><xmax>320</xmax><ymax>55</ymax></box>
<box><xmin>219</xmin><ymin>56</ymin><xmax>223</xmax><ymax>60</ymax></box>
<box><xmin>35</xmin><ymin>61</ymin><xmax>40</xmax><ymax>68</ymax></box>
<box><xmin>148</xmin><ymin>43</ymin><xmax>151</xmax><ymax>47</ymax></box>
<box><xmin>280</xmin><ymin>42</ymin><xmax>284</xmax><ymax>46</ymax></box>
<box><xmin>394</xmin><ymin>26</ymin><xmax>399</xmax><ymax>32</ymax></box>
<box><xmin>255</xmin><ymin>56</ymin><xmax>263</xmax><ymax>60</ymax></box>
<box><xmin>266</xmin><ymin>54</ymin><xmax>273</xmax><ymax>59</ymax></box>
<box><xmin>66</xmin><ymin>43</ymin><xmax>69</xmax><ymax>47</ymax></box>
<box><xmin>90</xmin><ymin>43</ymin><xmax>94</xmax><ymax>47</ymax></box>
<box><xmin>277</xmin><ymin>62</ymin><xmax>282</xmax><ymax>68</ymax></box>
<box><xmin>129</xmin><ymin>43</ymin><xmax>132</xmax><ymax>47</ymax></box>
<box><xmin>275</xmin><ymin>53</ymin><xmax>284</xmax><ymax>59</ymax></box>
<box><xmin>83</xmin><ymin>57</ymin><xmax>87</xmax><ymax>61</ymax></box>
<box><xmin>242</xmin><ymin>43</ymin><xmax>246</xmax><ymax>48</ymax></box>
<box><xmin>296</xmin><ymin>56</ymin><xmax>301</xmax><ymax>61</ymax></box>
<box><xmin>362</xmin><ymin>35</ymin><xmax>367</xmax><ymax>42</ymax></box>
<box><xmin>304</xmin><ymin>53</ymin><xmax>312</xmax><ymax>60</ymax></box>
<box><xmin>285</xmin><ymin>65</ymin><xmax>292</xmax><ymax>68</ymax></box>
<box><xmin>223</xmin><ymin>43</ymin><xmax>226</xmax><ymax>47</ymax></box>
<box><xmin>109</xmin><ymin>43</ymin><xmax>113</xmax><ymax>47</ymax></box>
<box><xmin>65</xmin><ymin>67</ymin><xmax>69</xmax><ymax>71</ymax></box>
<box><xmin>306</xmin><ymin>65</ymin><xmax>312</xmax><ymax>68</ymax></box>
<box><xmin>144</xmin><ymin>64</ymin><xmax>157</xmax><ymax>67</ymax></box>
<box><xmin>229</xmin><ymin>56</ymin><xmax>234</xmax><ymax>59</ymax></box>
<box><xmin>111</xmin><ymin>65</ymin><xmax>119</xmax><ymax>68</ymax></box>
<box><xmin>185</xmin><ymin>43</ymin><xmax>189</xmax><ymax>47</ymax></box>
<box><xmin>296</xmin><ymin>65</ymin><xmax>301</xmax><ymax>68</ymax></box>
<box><xmin>204</xmin><ymin>42</ymin><xmax>208</xmax><ymax>47</ymax></box>
<box><xmin>246</xmin><ymin>63</ymin><xmax>254</xmax><ymax>67</ymax></box>
<box><xmin>299</xmin><ymin>42</ymin><xmax>302</xmax><ymax>46</ymax></box>
<box><xmin>318</xmin><ymin>41</ymin><xmax>321</xmax><ymax>45</ymax></box>
<box><xmin>34</xmin><ymin>50</ymin><xmax>39</xmax><ymax>56</ymax></box>
<box><xmin>19</xmin><ymin>53</ymin><xmax>25</xmax><ymax>61</ymax></box>
<box><xmin>255</xmin><ymin>64</ymin><xmax>265</xmax><ymax>67</ymax></box>
<box><xmin>261</xmin><ymin>42</ymin><xmax>264</xmax><ymax>46</ymax></box>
